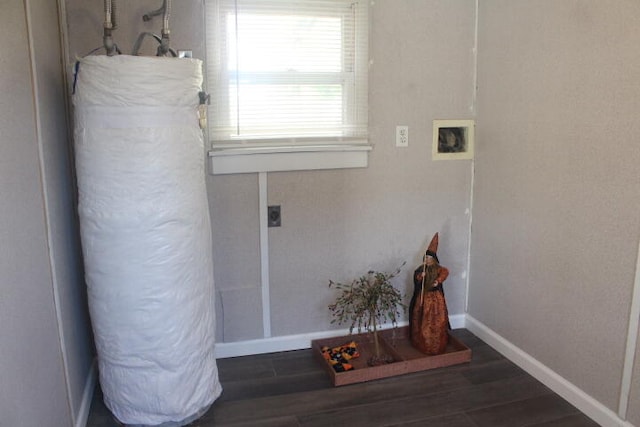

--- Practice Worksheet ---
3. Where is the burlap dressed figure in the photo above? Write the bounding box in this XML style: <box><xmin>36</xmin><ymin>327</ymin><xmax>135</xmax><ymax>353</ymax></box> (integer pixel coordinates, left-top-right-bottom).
<box><xmin>409</xmin><ymin>233</ymin><xmax>450</xmax><ymax>355</ymax></box>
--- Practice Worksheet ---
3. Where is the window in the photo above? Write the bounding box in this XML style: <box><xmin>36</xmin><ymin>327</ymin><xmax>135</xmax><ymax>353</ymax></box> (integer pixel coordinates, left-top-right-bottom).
<box><xmin>205</xmin><ymin>0</ymin><xmax>369</xmax><ymax>174</ymax></box>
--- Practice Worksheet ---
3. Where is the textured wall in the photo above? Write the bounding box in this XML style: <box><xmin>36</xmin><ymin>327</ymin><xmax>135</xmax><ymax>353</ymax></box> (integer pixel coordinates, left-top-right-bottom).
<box><xmin>64</xmin><ymin>0</ymin><xmax>476</xmax><ymax>342</ymax></box>
<box><xmin>64</xmin><ymin>0</ymin><xmax>205</xmax><ymax>73</ymax></box>
<box><xmin>59</xmin><ymin>0</ymin><xmax>640</xmax><ymax>421</ymax></box>
<box><xmin>0</xmin><ymin>0</ymin><xmax>73</xmax><ymax>425</ymax></box>
<box><xmin>31</xmin><ymin>0</ymin><xmax>95</xmax><ymax>419</ymax></box>
<box><xmin>207</xmin><ymin>173</ymin><xmax>262</xmax><ymax>342</ymax></box>
<box><xmin>178</xmin><ymin>0</ymin><xmax>477</xmax><ymax>341</ymax></box>
<box><xmin>472</xmin><ymin>0</ymin><xmax>640</xmax><ymax>413</ymax></box>
<box><xmin>268</xmin><ymin>0</ymin><xmax>476</xmax><ymax>336</ymax></box>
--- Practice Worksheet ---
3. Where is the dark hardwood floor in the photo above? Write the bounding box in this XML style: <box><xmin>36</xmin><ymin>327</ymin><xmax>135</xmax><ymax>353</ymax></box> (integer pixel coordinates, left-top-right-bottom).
<box><xmin>86</xmin><ymin>329</ymin><xmax>600</xmax><ymax>427</ymax></box>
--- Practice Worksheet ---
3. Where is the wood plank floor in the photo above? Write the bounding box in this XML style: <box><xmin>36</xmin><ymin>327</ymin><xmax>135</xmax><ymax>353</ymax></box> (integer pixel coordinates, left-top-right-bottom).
<box><xmin>86</xmin><ymin>329</ymin><xmax>600</xmax><ymax>427</ymax></box>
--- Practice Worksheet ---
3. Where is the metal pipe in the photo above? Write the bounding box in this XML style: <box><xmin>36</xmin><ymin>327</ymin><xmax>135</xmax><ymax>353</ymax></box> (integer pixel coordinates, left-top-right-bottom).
<box><xmin>163</xmin><ymin>0</ymin><xmax>171</xmax><ymax>35</ymax></box>
<box><xmin>103</xmin><ymin>0</ymin><xmax>118</xmax><ymax>56</ymax></box>
<box><xmin>158</xmin><ymin>0</ymin><xmax>171</xmax><ymax>56</ymax></box>
<box><xmin>143</xmin><ymin>0</ymin><xmax>165</xmax><ymax>22</ymax></box>
<box><xmin>104</xmin><ymin>0</ymin><xmax>112</xmax><ymax>29</ymax></box>
<box><xmin>111</xmin><ymin>0</ymin><xmax>117</xmax><ymax>30</ymax></box>
<box><xmin>141</xmin><ymin>0</ymin><xmax>172</xmax><ymax>56</ymax></box>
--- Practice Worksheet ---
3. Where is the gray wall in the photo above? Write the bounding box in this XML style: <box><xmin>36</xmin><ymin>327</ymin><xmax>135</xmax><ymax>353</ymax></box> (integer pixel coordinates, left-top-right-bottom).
<box><xmin>265</xmin><ymin>0</ymin><xmax>476</xmax><ymax>337</ymax></box>
<box><xmin>631</xmin><ymin>330</ymin><xmax>640</xmax><ymax>424</ymax></box>
<box><xmin>60</xmin><ymin>0</ymin><xmax>640</xmax><ymax>424</ymax></box>
<box><xmin>64</xmin><ymin>0</ymin><xmax>205</xmax><ymax>64</ymax></box>
<box><xmin>471</xmin><ymin>0</ymin><xmax>640</xmax><ymax>422</ymax></box>
<box><xmin>63</xmin><ymin>0</ymin><xmax>476</xmax><ymax>342</ymax></box>
<box><xmin>0</xmin><ymin>0</ymin><xmax>93</xmax><ymax>425</ymax></box>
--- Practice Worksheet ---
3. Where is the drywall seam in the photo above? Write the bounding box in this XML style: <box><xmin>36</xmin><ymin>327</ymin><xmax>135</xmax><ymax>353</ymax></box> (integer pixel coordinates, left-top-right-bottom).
<box><xmin>259</xmin><ymin>172</ymin><xmax>271</xmax><ymax>338</ymax></box>
<box><xmin>465</xmin><ymin>161</ymin><xmax>474</xmax><ymax>314</ymax></box>
<box><xmin>618</xmin><ymin>237</ymin><xmax>640</xmax><ymax>419</ymax></box>
<box><xmin>471</xmin><ymin>0</ymin><xmax>479</xmax><ymax>116</ymax></box>
<box><xmin>465</xmin><ymin>0</ymin><xmax>478</xmax><ymax>313</ymax></box>
<box><xmin>465</xmin><ymin>315</ymin><xmax>628</xmax><ymax>427</ymax></box>
<box><xmin>24</xmin><ymin>0</ymin><xmax>74</xmax><ymax>423</ymax></box>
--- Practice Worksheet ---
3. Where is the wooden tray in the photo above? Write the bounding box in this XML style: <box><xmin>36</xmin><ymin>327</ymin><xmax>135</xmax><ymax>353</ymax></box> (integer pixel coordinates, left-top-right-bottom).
<box><xmin>311</xmin><ymin>326</ymin><xmax>471</xmax><ymax>386</ymax></box>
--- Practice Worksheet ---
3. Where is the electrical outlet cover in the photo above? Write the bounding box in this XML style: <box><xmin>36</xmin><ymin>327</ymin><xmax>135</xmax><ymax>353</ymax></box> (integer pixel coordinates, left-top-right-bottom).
<box><xmin>396</xmin><ymin>125</ymin><xmax>409</xmax><ymax>147</ymax></box>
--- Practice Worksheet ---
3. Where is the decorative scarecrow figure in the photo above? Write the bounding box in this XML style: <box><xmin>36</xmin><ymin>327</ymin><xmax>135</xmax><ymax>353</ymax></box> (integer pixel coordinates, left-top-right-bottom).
<box><xmin>409</xmin><ymin>233</ymin><xmax>450</xmax><ymax>355</ymax></box>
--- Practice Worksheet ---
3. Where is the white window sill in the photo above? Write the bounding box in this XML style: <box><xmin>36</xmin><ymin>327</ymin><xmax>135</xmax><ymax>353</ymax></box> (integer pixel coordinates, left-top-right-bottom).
<box><xmin>208</xmin><ymin>142</ymin><xmax>372</xmax><ymax>175</ymax></box>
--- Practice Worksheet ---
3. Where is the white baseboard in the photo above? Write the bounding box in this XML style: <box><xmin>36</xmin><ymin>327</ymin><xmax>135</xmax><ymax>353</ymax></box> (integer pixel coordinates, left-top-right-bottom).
<box><xmin>76</xmin><ymin>358</ymin><xmax>97</xmax><ymax>427</ymax></box>
<box><xmin>214</xmin><ymin>314</ymin><xmax>465</xmax><ymax>359</ymax></box>
<box><xmin>465</xmin><ymin>315</ymin><xmax>634</xmax><ymax>427</ymax></box>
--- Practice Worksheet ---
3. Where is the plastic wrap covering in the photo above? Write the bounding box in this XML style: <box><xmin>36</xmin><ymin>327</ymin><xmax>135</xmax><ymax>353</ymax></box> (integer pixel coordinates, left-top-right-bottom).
<box><xmin>73</xmin><ymin>55</ymin><xmax>221</xmax><ymax>426</ymax></box>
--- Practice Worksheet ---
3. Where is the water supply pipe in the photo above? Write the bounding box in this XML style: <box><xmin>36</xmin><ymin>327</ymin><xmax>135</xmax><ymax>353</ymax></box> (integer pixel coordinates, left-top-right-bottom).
<box><xmin>141</xmin><ymin>0</ymin><xmax>173</xmax><ymax>56</ymax></box>
<box><xmin>142</xmin><ymin>0</ymin><xmax>165</xmax><ymax>22</ymax></box>
<box><xmin>159</xmin><ymin>0</ymin><xmax>172</xmax><ymax>56</ymax></box>
<box><xmin>103</xmin><ymin>0</ymin><xmax>119</xmax><ymax>56</ymax></box>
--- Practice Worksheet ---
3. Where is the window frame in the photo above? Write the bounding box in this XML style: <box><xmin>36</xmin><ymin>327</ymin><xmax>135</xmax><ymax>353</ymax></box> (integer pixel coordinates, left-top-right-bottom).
<box><xmin>205</xmin><ymin>0</ymin><xmax>370</xmax><ymax>174</ymax></box>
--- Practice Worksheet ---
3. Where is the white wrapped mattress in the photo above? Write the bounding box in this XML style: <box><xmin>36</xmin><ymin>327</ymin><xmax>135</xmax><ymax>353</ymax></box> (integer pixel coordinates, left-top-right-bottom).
<box><xmin>73</xmin><ymin>55</ymin><xmax>221</xmax><ymax>426</ymax></box>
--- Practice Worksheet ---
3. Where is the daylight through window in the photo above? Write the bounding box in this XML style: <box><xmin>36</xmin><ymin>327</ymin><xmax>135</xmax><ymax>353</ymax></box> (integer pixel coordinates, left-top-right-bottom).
<box><xmin>205</xmin><ymin>0</ymin><xmax>369</xmax><ymax>145</ymax></box>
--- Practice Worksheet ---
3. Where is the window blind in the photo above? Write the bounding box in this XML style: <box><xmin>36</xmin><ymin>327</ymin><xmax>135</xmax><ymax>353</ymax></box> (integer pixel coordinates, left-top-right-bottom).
<box><xmin>205</xmin><ymin>0</ymin><xmax>369</xmax><ymax>144</ymax></box>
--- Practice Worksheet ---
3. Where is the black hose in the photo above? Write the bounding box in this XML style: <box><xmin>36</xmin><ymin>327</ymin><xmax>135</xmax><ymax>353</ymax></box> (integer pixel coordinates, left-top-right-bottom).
<box><xmin>132</xmin><ymin>32</ymin><xmax>177</xmax><ymax>57</ymax></box>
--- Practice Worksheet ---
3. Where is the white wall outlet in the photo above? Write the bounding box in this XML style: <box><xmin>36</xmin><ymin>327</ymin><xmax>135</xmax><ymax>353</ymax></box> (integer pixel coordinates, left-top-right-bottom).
<box><xmin>396</xmin><ymin>125</ymin><xmax>409</xmax><ymax>147</ymax></box>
